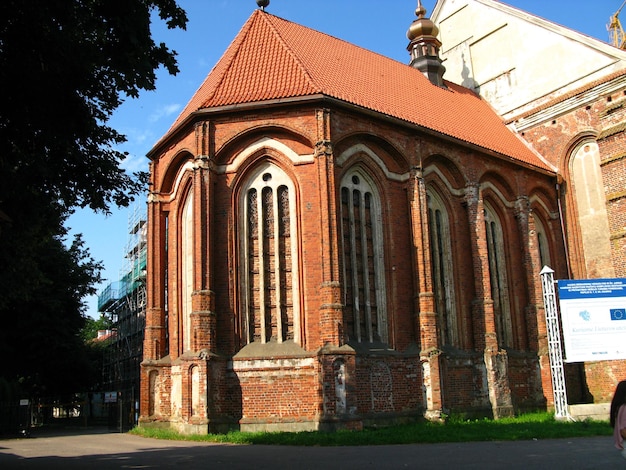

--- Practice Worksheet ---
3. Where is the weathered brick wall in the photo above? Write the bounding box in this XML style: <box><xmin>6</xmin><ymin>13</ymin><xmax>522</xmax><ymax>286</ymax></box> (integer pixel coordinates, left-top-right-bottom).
<box><xmin>442</xmin><ymin>351</ymin><xmax>547</xmax><ymax>416</ymax></box>
<box><xmin>230</xmin><ymin>356</ymin><xmax>321</xmax><ymax>431</ymax></box>
<box><xmin>600</xmin><ymin>130</ymin><xmax>626</xmax><ymax>277</ymax></box>
<box><xmin>597</xmin><ymin>99</ymin><xmax>626</xmax><ymax>279</ymax></box>
<box><xmin>583</xmin><ymin>361</ymin><xmax>626</xmax><ymax>403</ymax></box>
<box><xmin>507</xmin><ymin>353</ymin><xmax>545</xmax><ymax>411</ymax></box>
<box><xmin>352</xmin><ymin>355</ymin><xmax>423</xmax><ymax>417</ymax></box>
<box><xmin>138</xmin><ymin>364</ymin><xmax>171</xmax><ymax>423</ymax></box>
<box><xmin>441</xmin><ymin>354</ymin><xmax>491</xmax><ymax>414</ymax></box>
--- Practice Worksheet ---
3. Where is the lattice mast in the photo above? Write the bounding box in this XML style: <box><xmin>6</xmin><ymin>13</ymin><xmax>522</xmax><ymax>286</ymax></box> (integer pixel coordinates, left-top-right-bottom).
<box><xmin>540</xmin><ymin>266</ymin><xmax>570</xmax><ymax>420</ymax></box>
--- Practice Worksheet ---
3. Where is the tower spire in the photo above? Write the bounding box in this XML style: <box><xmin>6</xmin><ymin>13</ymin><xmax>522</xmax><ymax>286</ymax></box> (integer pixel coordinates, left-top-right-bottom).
<box><xmin>407</xmin><ymin>1</ymin><xmax>446</xmax><ymax>87</ymax></box>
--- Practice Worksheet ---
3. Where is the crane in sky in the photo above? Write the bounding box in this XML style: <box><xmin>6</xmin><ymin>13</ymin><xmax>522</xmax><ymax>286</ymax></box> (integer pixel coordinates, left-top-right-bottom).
<box><xmin>608</xmin><ymin>0</ymin><xmax>626</xmax><ymax>49</ymax></box>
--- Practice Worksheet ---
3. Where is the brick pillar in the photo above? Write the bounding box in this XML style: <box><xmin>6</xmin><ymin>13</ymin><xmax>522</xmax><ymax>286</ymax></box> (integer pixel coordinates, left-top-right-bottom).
<box><xmin>141</xmin><ymin>170</ymin><xmax>169</xmax><ymax>421</ymax></box>
<box><xmin>190</xmin><ymin>290</ymin><xmax>216</xmax><ymax>352</ymax></box>
<box><xmin>408</xmin><ymin>167</ymin><xmax>443</xmax><ymax>420</ymax></box>
<box><xmin>465</xmin><ymin>184</ymin><xmax>496</xmax><ymax>351</ymax></box>
<box><xmin>143</xmin><ymin>191</ymin><xmax>167</xmax><ymax>361</ymax></box>
<box><xmin>190</xmin><ymin>122</ymin><xmax>217</xmax><ymax>353</ymax></box>
<box><xmin>465</xmin><ymin>184</ymin><xmax>513</xmax><ymax>418</ymax></box>
<box><xmin>525</xmin><ymin>207</ymin><xmax>552</xmax><ymax>407</ymax></box>
<box><xmin>315</xmin><ymin>109</ymin><xmax>343</xmax><ymax>347</ymax></box>
<box><xmin>514</xmin><ymin>197</ymin><xmax>532</xmax><ymax>352</ymax></box>
<box><xmin>144</xmin><ymin>308</ymin><xmax>166</xmax><ymax>359</ymax></box>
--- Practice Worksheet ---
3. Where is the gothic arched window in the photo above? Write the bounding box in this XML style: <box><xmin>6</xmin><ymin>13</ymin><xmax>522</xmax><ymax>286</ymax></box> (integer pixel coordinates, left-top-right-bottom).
<box><xmin>570</xmin><ymin>141</ymin><xmax>613</xmax><ymax>277</ymax></box>
<box><xmin>240</xmin><ymin>162</ymin><xmax>300</xmax><ymax>345</ymax></box>
<box><xmin>484</xmin><ymin>202</ymin><xmax>513</xmax><ymax>349</ymax></box>
<box><xmin>340</xmin><ymin>168</ymin><xmax>388</xmax><ymax>344</ymax></box>
<box><xmin>180</xmin><ymin>188</ymin><xmax>193</xmax><ymax>352</ymax></box>
<box><xmin>533</xmin><ymin>215</ymin><xmax>552</xmax><ymax>270</ymax></box>
<box><xmin>427</xmin><ymin>189</ymin><xmax>458</xmax><ymax>347</ymax></box>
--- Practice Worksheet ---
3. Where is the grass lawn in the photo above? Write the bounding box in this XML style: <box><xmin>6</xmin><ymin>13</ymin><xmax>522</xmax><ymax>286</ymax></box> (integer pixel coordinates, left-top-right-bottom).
<box><xmin>130</xmin><ymin>412</ymin><xmax>612</xmax><ymax>446</ymax></box>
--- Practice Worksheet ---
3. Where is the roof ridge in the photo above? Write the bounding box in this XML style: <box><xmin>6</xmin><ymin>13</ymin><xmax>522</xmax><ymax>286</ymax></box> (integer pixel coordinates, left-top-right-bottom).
<box><xmin>262</xmin><ymin>13</ymin><xmax>320</xmax><ymax>93</ymax></box>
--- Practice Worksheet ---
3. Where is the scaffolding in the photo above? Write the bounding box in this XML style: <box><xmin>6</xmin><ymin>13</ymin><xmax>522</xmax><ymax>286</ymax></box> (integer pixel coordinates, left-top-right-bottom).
<box><xmin>97</xmin><ymin>204</ymin><xmax>147</xmax><ymax>430</ymax></box>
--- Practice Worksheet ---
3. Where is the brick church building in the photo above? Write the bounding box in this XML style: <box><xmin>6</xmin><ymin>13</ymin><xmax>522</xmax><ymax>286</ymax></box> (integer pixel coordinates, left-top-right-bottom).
<box><xmin>140</xmin><ymin>2</ymin><xmax>583</xmax><ymax>433</ymax></box>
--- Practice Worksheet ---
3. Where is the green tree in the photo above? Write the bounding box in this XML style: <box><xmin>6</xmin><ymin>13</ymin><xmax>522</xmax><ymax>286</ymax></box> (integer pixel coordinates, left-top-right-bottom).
<box><xmin>0</xmin><ymin>223</ymin><xmax>103</xmax><ymax>396</ymax></box>
<box><xmin>0</xmin><ymin>0</ymin><xmax>187</xmax><ymax>398</ymax></box>
<box><xmin>81</xmin><ymin>315</ymin><xmax>114</xmax><ymax>343</ymax></box>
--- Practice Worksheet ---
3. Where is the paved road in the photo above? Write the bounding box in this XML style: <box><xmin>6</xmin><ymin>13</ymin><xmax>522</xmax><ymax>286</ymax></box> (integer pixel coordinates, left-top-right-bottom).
<box><xmin>0</xmin><ymin>426</ymin><xmax>624</xmax><ymax>469</ymax></box>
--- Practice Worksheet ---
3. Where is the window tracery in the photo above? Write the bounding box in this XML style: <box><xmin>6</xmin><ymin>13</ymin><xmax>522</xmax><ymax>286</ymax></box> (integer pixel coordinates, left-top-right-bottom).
<box><xmin>427</xmin><ymin>189</ymin><xmax>458</xmax><ymax>347</ymax></box>
<box><xmin>484</xmin><ymin>203</ymin><xmax>513</xmax><ymax>348</ymax></box>
<box><xmin>240</xmin><ymin>162</ymin><xmax>299</xmax><ymax>344</ymax></box>
<box><xmin>340</xmin><ymin>167</ymin><xmax>387</xmax><ymax>344</ymax></box>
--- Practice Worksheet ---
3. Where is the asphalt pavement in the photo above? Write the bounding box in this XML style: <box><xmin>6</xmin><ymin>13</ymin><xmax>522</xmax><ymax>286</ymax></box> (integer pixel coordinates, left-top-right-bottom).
<box><xmin>0</xmin><ymin>426</ymin><xmax>624</xmax><ymax>469</ymax></box>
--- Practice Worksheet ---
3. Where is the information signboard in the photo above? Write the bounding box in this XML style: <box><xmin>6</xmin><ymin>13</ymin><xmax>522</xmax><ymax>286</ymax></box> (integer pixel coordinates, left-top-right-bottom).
<box><xmin>557</xmin><ymin>278</ymin><xmax>626</xmax><ymax>362</ymax></box>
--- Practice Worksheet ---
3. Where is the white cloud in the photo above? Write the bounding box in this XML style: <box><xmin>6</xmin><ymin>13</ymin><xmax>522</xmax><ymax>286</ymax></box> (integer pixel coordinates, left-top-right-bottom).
<box><xmin>125</xmin><ymin>128</ymin><xmax>153</xmax><ymax>147</ymax></box>
<box><xmin>149</xmin><ymin>103</ymin><xmax>182</xmax><ymax>123</ymax></box>
<box><xmin>120</xmin><ymin>152</ymin><xmax>150</xmax><ymax>173</ymax></box>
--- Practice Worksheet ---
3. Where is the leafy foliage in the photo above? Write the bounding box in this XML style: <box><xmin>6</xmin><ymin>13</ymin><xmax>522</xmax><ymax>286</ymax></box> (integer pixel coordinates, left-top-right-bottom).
<box><xmin>81</xmin><ymin>315</ymin><xmax>114</xmax><ymax>343</ymax></box>
<box><xmin>0</xmin><ymin>223</ymin><xmax>102</xmax><ymax>396</ymax></box>
<box><xmin>0</xmin><ymin>0</ymin><xmax>187</xmax><ymax>398</ymax></box>
<box><xmin>0</xmin><ymin>0</ymin><xmax>186</xmax><ymax>214</ymax></box>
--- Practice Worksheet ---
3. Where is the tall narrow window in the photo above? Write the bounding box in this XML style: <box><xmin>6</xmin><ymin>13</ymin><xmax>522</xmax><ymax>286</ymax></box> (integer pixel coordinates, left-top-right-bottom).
<box><xmin>241</xmin><ymin>162</ymin><xmax>299</xmax><ymax>344</ymax></box>
<box><xmin>533</xmin><ymin>216</ymin><xmax>551</xmax><ymax>270</ymax></box>
<box><xmin>181</xmin><ymin>190</ymin><xmax>193</xmax><ymax>352</ymax></box>
<box><xmin>427</xmin><ymin>190</ymin><xmax>458</xmax><ymax>347</ymax></box>
<box><xmin>570</xmin><ymin>141</ymin><xmax>614</xmax><ymax>278</ymax></box>
<box><xmin>340</xmin><ymin>168</ymin><xmax>387</xmax><ymax>344</ymax></box>
<box><xmin>484</xmin><ymin>203</ymin><xmax>513</xmax><ymax>348</ymax></box>
<box><xmin>164</xmin><ymin>214</ymin><xmax>169</xmax><ymax>357</ymax></box>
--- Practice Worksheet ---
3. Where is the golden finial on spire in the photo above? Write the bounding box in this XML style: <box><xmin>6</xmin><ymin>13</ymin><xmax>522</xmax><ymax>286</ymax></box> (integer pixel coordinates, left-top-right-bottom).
<box><xmin>407</xmin><ymin>0</ymin><xmax>439</xmax><ymax>41</ymax></box>
<box><xmin>416</xmin><ymin>0</ymin><xmax>426</xmax><ymax>19</ymax></box>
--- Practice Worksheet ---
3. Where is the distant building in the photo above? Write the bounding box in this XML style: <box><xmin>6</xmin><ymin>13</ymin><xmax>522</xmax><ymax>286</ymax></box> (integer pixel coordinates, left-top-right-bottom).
<box><xmin>140</xmin><ymin>3</ymin><xmax>571</xmax><ymax>433</ymax></box>
<box><xmin>431</xmin><ymin>0</ymin><xmax>626</xmax><ymax>404</ymax></box>
<box><xmin>94</xmin><ymin>329</ymin><xmax>116</xmax><ymax>342</ymax></box>
<box><xmin>97</xmin><ymin>205</ymin><xmax>147</xmax><ymax>430</ymax></box>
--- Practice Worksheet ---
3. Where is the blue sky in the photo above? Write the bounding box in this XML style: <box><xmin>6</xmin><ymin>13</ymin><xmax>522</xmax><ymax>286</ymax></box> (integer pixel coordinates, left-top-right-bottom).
<box><xmin>68</xmin><ymin>0</ymin><xmax>623</xmax><ymax>318</ymax></box>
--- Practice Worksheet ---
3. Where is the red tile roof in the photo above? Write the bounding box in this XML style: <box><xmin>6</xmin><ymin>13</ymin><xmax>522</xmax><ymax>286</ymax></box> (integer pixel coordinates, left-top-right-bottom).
<box><xmin>161</xmin><ymin>10</ymin><xmax>552</xmax><ymax>172</ymax></box>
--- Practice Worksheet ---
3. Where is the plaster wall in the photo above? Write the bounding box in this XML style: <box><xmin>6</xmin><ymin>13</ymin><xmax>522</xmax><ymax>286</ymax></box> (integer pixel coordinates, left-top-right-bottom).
<box><xmin>432</xmin><ymin>0</ymin><xmax>626</xmax><ymax>118</ymax></box>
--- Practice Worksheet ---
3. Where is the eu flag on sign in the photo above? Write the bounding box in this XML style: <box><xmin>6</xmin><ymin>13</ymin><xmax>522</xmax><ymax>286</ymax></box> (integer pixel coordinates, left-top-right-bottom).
<box><xmin>610</xmin><ymin>309</ymin><xmax>626</xmax><ymax>320</ymax></box>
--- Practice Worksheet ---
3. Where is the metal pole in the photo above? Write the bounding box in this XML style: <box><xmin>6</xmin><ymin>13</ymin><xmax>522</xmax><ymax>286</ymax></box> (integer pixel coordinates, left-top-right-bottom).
<box><xmin>540</xmin><ymin>266</ymin><xmax>570</xmax><ymax>420</ymax></box>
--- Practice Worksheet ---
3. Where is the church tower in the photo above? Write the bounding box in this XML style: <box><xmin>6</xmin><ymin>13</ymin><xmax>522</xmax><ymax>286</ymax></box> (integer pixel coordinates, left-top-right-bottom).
<box><xmin>407</xmin><ymin>1</ymin><xmax>446</xmax><ymax>87</ymax></box>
